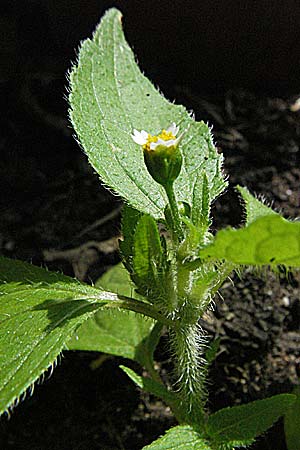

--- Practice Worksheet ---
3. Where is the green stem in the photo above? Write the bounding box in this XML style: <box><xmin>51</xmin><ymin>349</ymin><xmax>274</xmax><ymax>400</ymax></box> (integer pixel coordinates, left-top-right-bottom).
<box><xmin>171</xmin><ymin>322</ymin><xmax>207</xmax><ymax>427</ymax></box>
<box><xmin>98</xmin><ymin>293</ymin><xmax>175</xmax><ymax>328</ymax></box>
<box><xmin>164</xmin><ymin>182</ymin><xmax>184</xmax><ymax>242</ymax></box>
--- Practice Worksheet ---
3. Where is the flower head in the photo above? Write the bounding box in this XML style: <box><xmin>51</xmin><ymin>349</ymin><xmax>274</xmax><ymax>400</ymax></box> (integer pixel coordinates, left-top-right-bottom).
<box><xmin>132</xmin><ymin>123</ymin><xmax>180</xmax><ymax>152</ymax></box>
<box><xmin>131</xmin><ymin>123</ymin><xmax>183</xmax><ymax>187</ymax></box>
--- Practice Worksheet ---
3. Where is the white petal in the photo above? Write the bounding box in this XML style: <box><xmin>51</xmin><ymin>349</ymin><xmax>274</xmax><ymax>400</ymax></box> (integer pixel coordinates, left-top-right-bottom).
<box><xmin>156</xmin><ymin>137</ymin><xmax>176</xmax><ymax>147</ymax></box>
<box><xmin>164</xmin><ymin>139</ymin><xmax>176</xmax><ymax>147</ymax></box>
<box><xmin>131</xmin><ymin>129</ymin><xmax>147</xmax><ymax>145</ymax></box>
<box><xmin>153</xmin><ymin>138</ymin><xmax>177</xmax><ymax>148</ymax></box>
<box><xmin>150</xmin><ymin>142</ymin><xmax>158</xmax><ymax>150</ymax></box>
<box><xmin>140</xmin><ymin>130</ymin><xmax>149</xmax><ymax>140</ymax></box>
<box><xmin>166</xmin><ymin>122</ymin><xmax>179</xmax><ymax>136</ymax></box>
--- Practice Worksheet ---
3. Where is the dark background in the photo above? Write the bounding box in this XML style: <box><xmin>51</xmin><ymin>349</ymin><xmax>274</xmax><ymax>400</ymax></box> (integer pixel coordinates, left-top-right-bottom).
<box><xmin>2</xmin><ymin>0</ymin><xmax>300</xmax><ymax>259</ymax></box>
<box><xmin>3</xmin><ymin>0</ymin><xmax>300</xmax><ymax>95</ymax></box>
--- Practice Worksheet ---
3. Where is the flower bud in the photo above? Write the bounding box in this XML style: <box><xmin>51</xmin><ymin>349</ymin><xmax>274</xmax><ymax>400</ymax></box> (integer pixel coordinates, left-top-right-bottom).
<box><xmin>132</xmin><ymin>123</ymin><xmax>183</xmax><ymax>187</ymax></box>
<box><xmin>143</xmin><ymin>142</ymin><xmax>182</xmax><ymax>186</ymax></box>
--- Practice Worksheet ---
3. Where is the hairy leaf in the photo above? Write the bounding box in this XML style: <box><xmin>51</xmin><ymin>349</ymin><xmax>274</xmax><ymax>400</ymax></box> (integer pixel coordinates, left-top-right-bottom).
<box><xmin>207</xmin><ymin>394</ymin><xmax>296</xmax><ymax>443</ymax></box>
<box><xmin>237</xmin><ymin>186</ymin><xmax>277</xmax><ymax>225</ymax></box>
<box><xmin>216</xmin><ymin>441</ymin><xmax>254</xmax><ymax>449</ymax></box>
<box><xmin>142</xmin><ymin>425</ymin><xmax>211</xmax><ymax>449</ymax></box>
<box><xmin>200</xmin><ymin>215</ymin><xmax>300</xmax><ymax>267</ymax></box>
<box><xmin>68</xmin><ymin>263</ymin><xmax>157</xmax><ymax>365</ymax></box>
<box><xmin>0</xmin><ymin>256</ymin><xmax>118</xmax><ymax>415</ymax></box>
<box><xmin>69</xmin><ymin>8</ymin><xmax>226</xmax><ymax>218</ymax></box>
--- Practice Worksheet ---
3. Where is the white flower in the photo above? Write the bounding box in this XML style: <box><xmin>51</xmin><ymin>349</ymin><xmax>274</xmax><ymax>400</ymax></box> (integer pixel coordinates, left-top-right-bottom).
<box><xmin>131</xmin><ymin>129</ymin><xmax>148</xmax><ymax>145</ymax></box>
<box><xmin>131</xmin><ymin>123</ymin><xmax>180</xmax><ymax>151</ymax></box>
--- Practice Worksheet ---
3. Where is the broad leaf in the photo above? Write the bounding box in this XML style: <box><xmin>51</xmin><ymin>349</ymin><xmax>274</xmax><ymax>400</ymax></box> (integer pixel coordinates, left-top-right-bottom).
<box><xmin>142</xmin><ymin>425</ymin><xmax>212</xmax><ymax>449</ymax></box>
<box><xmin>284</xmin><ymin>386</ymin><xmax>300</xmax><ymax>450</ymax></box>
<box><xmin>68</xmin><ymin>263</ymin><xmax>158</xmax><ymax>365</ymax></box>
<box><xmin>200</xmin><ymin>215</ymin><xmax>300</xmax><ymax>267</ymax></box>
<box><xmin>69</xmin><ymin>8</ymin><xmax>226</xmax><ymax>219</ymax></box>
<box><xmin>0</xmin><ymin>256</ymin><xmax>118</xmax><ymax>415</ymax></box>
<box><xmin>207</xmin><ymin>394</ymin><xmax>296</xmax><ymax>443</ymax></box>
<box><xmin>237</xmin><ymin>186</ymin><xmax>277</xmax><ymax>225</ymax></box>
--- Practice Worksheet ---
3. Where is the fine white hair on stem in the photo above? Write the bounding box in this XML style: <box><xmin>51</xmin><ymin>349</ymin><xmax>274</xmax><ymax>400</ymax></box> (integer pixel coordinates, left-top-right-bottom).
<box><xmin>170</xmin><ymin>322</ymin><xmax>208</xmax><ymax>417</ymax></box>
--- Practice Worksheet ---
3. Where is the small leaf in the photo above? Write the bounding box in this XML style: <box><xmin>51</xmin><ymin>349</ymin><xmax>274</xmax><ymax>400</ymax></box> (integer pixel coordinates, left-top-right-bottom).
<box><xmin>200</xmin><ymin>215</ymin><xmax>300</xmax><ymax>267</ymax></box>
<box><xmin>205</xmin><ymin>338</ymin><xmax>220</xmax><ymax>366</ymax></box>
<box><xmin>142</xmin><ymin>425</ymin><xmax>212</xmax><ymax>449</ymax></box>
<box><xmin>131</xmin><ymin>215</ymin><xmax>169</xmax><ymax>305</ymax></box>
<box><xmin>207</xmin><ymin>394</ymin><xmax>296</xmax><ymax>443</ymax></box>
<box><xmin>67</xmin><ymin>263</ymin><xmax>156</xmax><ymax>365</ymax></box>
<box><xmin>69</xmin><ymin>8</ymin><xmax>227</xmax><ymax>218</ymax></box>
<box><xmin>0</xmin><ymin>256</ymin><xmax>116</xmax><ymax>415</ymax></box>
<box><xmin>119</xmin><ymin>204</ymin><xmax>143</xmax><ymax>272</ymax></box>
<box><xmin>191</xmin><ymin>171</ymin><xmax>210</xmax><ymax>229</ymax></box>
<box><xmin>133</xmin><ymin>215</ymin><xmax>163</xmax><ymax>281</ymax></box>
<box><xmin>237</xmin><ymin>186</ymin><xmax>277</xmax><ymax>225</ymax></box>
<box><xmin>284</xmin><ymin>386</ymin><xmax>300</xmax><ymax>450</ymax></box>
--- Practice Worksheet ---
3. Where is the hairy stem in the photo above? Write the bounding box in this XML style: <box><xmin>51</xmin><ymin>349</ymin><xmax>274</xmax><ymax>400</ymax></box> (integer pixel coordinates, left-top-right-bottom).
<box><xmin>171</xmin><ymin>322</ymin><xmax>207</xmax><ymax>426</ymax></box>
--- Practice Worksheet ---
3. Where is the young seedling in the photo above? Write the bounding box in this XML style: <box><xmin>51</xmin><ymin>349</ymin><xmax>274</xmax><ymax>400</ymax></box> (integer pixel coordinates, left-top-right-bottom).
<box><xmin>0</xmin><ymin>8</ymin><xmax>299</xmax><ymax>449</ymax></box>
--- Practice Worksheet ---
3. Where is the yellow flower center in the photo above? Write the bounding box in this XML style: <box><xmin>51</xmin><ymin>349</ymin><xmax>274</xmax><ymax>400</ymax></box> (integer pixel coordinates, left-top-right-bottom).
<box><xmin>143</xmin><ymin>129</ymin><xmax>176</xmax><ymax>151</ymax></box>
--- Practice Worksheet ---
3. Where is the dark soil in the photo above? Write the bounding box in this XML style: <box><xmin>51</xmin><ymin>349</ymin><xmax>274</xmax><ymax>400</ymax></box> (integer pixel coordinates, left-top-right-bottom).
<box><xmin>1</xmin><ymin>71</ymin><xmax>300</xmax><ymax>449</ymax></box>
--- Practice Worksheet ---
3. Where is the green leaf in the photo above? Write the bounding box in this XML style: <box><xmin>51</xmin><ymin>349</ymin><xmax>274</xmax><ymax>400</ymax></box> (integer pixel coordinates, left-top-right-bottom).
<box><xmin>67</xmin><ymin>263</ymin><xmax>157</xmax><ymax>365</ymax></box>
<box><xmin>191</xmin><ymin>171</ymin><xmax>211</xmax><ymax>229</ymax></box>
<box><xmin>0</xmin><ymin>256</ymin><xmax>115</xmax><ymax>415</ymax></box>
<box><xmin>237</xmin><ymin>186</ymin><xmax>277</xmax><ymax>225</ymax></box>
<box><xmin>95</xmin><ymin>260</ymin><xmax>137</xmax><ymax>294</ymax></box>
<box><xmin>69</xmin><ymin>8</ymin><xmax>226</xmax><ymax>219</ymax></box>
<box><xmin>216</xmin><ymin>441</ymin><xmax>254</xmax><ymax>449</ymax></box>
<box><xmin>205</xmin><ymin>338</ymin><xmax>220</xmax><ymax>366</ymax></box>
<box><xmin>130</xmin><ymin>214</ymin><xmax>173</xmax><ymax>307</ymax></box>
<box><xmin>200</xmin><ymin>215</ymin><xmax>300</xmax><ymax>267</ymax></box>
<box><xmin>284</xmin><ymin>386</ymin><xmax>300</xmax><ymax>450</ymax></box>
<box><xmin>119</xmin><ymin>204</ymin><xmax>143</xmax><ymax>272</ymax></box>
<box><xmin>207</xmin><ymin>394</ymin><xmax>296</xmax><ymax>443</ymax></box>
<box><xmin>133</xmin><ymin>214</ymin><xmax>163</xmax><ymax>282</ymax></box>
<box><xmin>68</xmin><ymin>309</ymin><xmax>155</xmax><ymax>364</ymax></box>
<box><xmin>142</xmin><ymin>425</ymin><xmax>212</xmax><ymax>449</ymax></box>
